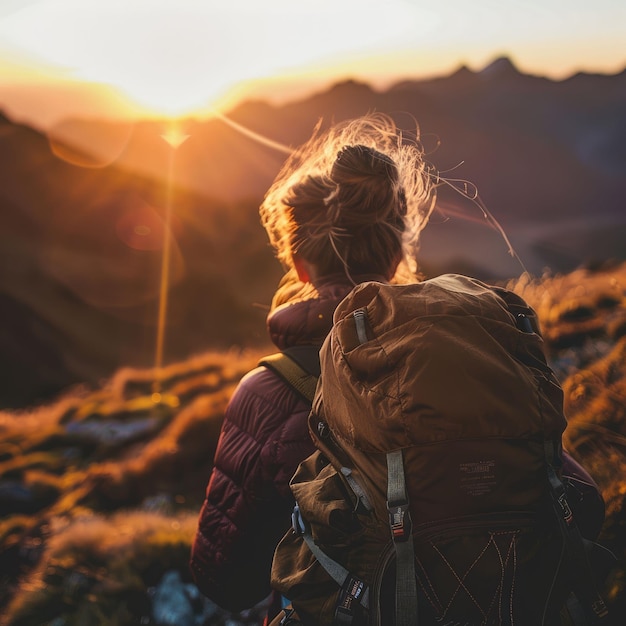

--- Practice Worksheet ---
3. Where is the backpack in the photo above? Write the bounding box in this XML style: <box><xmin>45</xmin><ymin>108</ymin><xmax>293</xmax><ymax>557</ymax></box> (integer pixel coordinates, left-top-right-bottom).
<box><xmin>265</xmin><ymin>275</ymin><xmax>613</xmax><ymax>626</ymax></box>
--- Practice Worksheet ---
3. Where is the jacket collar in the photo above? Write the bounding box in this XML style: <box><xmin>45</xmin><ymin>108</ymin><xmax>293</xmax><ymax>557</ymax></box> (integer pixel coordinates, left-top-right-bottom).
<box><xmin>267</xmin><ymin>272</ymin><xmax>387</xmax><ymax>350</ymax></box>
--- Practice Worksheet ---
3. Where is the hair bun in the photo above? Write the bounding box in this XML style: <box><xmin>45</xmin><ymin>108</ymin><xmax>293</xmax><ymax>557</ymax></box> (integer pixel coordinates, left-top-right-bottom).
<box><xmin>259</xmin><ymin>113</ymin><xmax>435</xmax><ymax>279</ymax></box>
<box><xmin>327</xmin><ymin>144</ymin><xmax>404</xmax><ymax>231</ymax></box>
<box><xmin>333</xmin><ymin>144</ymin><xmax>398</xmax><ymax>183</ymax></box>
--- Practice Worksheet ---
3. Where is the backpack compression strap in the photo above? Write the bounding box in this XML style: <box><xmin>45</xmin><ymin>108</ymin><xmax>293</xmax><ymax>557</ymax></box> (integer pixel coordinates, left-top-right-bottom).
<box><xmin>289</xmin><ymin>453</ymin><xmax>420</xmax><ymax>626</ymax></box>
<box><xmin>259</xmin><ymin>346</ymin><xmax>320</xmax><ymax>404</ymax></box>
<box><xmin>387</xmin><ymin>449</ymin><xmax>419</xmax><ymax>626</ymax></box>
<box><xmin>544</xmin><ymin>441</ymin><xmax>611</xmax><ymax>624</ymax></box>
<box><xmin>292</xmin><ymin>505</ymin><xmax>371</xmax><ymax>624</ymax></box>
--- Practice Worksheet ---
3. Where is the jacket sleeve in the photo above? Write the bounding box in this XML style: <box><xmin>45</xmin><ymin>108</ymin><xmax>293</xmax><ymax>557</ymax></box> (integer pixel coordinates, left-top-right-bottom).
<box><xmin>190</xmin><ymin>366</ymin><xmax>313</xmax><ymax>611</ymax></box>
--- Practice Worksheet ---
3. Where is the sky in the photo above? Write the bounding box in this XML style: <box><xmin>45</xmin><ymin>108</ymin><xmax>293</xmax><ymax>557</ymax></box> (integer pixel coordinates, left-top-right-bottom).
<box><xmin>0</xmin><ymin>0</ymin><xmax>624</xmax><ymax>125</ymax></box>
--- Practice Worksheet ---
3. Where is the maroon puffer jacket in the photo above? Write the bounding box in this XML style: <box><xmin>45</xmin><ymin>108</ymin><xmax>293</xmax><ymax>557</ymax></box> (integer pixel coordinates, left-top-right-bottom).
<box><xmin>190</xmin><ymin>276</ymin><xmax>358</xmax><ymax>612</ymax></box>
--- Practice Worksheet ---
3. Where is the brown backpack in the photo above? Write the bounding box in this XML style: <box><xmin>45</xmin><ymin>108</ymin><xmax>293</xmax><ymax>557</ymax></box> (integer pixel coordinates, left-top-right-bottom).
<box><xmin>269</xmin><ymin>275</ymin><xmax>611</xmax><ymax>626</ymax></box>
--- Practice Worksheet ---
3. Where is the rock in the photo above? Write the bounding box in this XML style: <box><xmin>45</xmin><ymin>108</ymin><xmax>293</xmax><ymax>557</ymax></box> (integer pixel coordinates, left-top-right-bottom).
<box><xmin>64</xmin><ymin>417</ymin><xmax>161</xmax><ymax>447</ymax></box>
<box><xmin>0</xmin><ymin>480</ymin><xmax>38</xmax><ymax>515</ymax></box>
<box><xmin>152</xmin><ymin>570</ymin><xmax>195</xmax><ymax>626</ymax></box>
<box><xmin>141</xmin><ymin>493</ymin><xmax>175</xmax><ymax>515</ymax></box>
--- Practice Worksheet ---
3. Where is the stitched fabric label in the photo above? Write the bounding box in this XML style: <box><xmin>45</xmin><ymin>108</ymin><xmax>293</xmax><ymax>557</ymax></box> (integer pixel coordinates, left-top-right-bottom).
<box><xmin>459</xmin><ymin>460</ymin><xmax>496</xmax><ymax>496</ymax></box>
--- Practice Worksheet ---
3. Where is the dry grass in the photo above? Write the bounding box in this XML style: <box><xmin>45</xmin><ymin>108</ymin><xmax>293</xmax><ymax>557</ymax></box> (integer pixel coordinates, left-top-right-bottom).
<box><xmin>2</xmin><ymin>511</ymin><xmax>199</xmax><ymax>626</ymax></box>
<box><xmin>2</xmin><ymin>263</ymin><xmax>626</xmax><ymax>624</ymax></box>
<box><xmin>0</xmin><ymin>348</ymin><xmax>264</xmax><ymax>624</ymax></box>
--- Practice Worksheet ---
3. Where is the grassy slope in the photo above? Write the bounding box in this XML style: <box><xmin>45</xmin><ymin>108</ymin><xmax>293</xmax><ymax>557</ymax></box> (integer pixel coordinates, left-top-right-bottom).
<box><xmin>1</xmin><ymin>263</ymin><xmax>625</xmax><ymax>624</ymax></box>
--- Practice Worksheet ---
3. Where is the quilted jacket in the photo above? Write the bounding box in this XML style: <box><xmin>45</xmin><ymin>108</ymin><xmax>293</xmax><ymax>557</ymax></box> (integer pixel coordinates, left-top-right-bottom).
<box><xmin>190</xmin><ymin>273</ymin><xmax>363</xmax><ymax>612</ymax></box>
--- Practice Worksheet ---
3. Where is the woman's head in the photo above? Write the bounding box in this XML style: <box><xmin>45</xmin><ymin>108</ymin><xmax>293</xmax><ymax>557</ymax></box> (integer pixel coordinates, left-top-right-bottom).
<box><xmin>260</xmin><ymin>114</ymin><xmax>435</xmax><ymax>282</ymax></box>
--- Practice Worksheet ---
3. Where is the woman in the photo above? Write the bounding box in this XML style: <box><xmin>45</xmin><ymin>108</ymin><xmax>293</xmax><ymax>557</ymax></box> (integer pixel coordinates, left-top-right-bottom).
<box><xmin>189</xmin><ymin>114</ymin><xmax>604</xmax><ymax>624</ymax></box>
<box><xmin>190</xmin><ymin>114</ymin><xmax>435</xmax><ymax>621</ymax></box>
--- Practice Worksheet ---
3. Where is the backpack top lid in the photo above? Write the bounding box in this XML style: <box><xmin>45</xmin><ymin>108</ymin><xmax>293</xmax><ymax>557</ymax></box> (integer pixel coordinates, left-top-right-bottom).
<box><xmin>313</xmin><ymin>274</ymin><xmax>566</xmax><ymax>454</ymax></box>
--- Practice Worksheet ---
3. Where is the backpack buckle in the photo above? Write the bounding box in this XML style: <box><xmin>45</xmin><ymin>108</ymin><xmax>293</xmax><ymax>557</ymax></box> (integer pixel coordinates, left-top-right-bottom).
<box><xmin>387</xmin><ymin>501</ymin><xmax>412</xmax><ymax>542</ymax></box>
<box><xmin>557</xmin><ymin>492</ymin><xmax>574</xmax><ymax>526</ymax></box>
<box><xmin>279</xmin><ymin>607</ymin><xmax>300</xmax><ymax>625</ymax></box>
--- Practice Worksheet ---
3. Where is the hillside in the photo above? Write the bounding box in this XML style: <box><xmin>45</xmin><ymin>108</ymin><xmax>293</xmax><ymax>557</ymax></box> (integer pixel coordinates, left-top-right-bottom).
<box><xmin>0</xmin><ymin>263</ymin><xmax>625</xmax><ymax>625</ymax></box>
<box><xmin>0</xmin><ymin>112</ymin><xmax>282</xmax><ymax>408</ymax></box>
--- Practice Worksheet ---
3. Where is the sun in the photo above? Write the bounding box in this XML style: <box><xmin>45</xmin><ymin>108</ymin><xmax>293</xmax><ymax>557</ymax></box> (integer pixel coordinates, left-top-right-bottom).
<box><xmin>0</xmin><ymin>0</ymin><xmax>429</xmax><ymax>118</ymax></box>
<box><xmin>109</xmin><ymin>79</ymin><xmax>232</xmax><ymax>119</ymax></box>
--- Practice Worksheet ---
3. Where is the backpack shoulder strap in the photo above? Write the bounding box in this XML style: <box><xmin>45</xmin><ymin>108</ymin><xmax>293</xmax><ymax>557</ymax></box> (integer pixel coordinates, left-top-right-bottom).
<box><xmin>259</xmin><ymin>346</ymin><xmax>320</xmax><ymax>404</ymax></box>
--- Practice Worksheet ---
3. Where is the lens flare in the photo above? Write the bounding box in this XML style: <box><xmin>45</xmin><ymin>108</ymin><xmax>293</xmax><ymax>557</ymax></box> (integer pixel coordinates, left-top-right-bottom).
<box><xmin>115</xmin><ymin>201</ymin><xmax>168</xmax><ymax>252</ymax></box>
<box><xmin>152</xmin><ymin>125</ymin><xmax>189</xmax><ymax>396</ymax></box>
<box><xmin>48</xmin><ymin>119</ymin><xmax>135</xmax><ymax>169</ymax></box>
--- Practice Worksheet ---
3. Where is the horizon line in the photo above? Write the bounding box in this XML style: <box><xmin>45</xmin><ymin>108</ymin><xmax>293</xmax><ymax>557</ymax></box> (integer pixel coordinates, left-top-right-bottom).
<box><xmin>2</xmin><ymin>53</ymin><xmax>625</xmax><ymax>131</ymax></box>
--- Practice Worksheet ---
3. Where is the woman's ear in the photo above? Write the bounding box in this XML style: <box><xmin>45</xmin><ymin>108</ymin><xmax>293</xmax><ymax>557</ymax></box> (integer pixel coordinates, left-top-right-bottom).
<box><xmin>292</xmin><ymin>254</ymin><xmax>311</xmax><ymax>283</ymax></box>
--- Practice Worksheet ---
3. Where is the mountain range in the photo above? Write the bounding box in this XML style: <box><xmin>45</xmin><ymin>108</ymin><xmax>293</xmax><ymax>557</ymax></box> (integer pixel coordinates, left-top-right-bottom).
<box><xmin>0</xmin><ymin>56</ymin><xmax>625</xmax><ymax>408</ymax></box>
<box><xmin>46</xmin><ymin>56</ymin><xmax>626</xmax><ymax>268</ymax></box>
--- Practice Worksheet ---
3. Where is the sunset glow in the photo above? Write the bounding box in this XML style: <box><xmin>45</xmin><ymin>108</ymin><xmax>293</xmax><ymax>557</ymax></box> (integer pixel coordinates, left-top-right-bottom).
<box><xmin>0</xmin><ymin>0</ymin><xmax>624</xmax><ymax>123</ymax></box>
<box><xmin>0</xmin><ymin>0</ymin><xmax>423</xmax><ymax>117</ymax></box>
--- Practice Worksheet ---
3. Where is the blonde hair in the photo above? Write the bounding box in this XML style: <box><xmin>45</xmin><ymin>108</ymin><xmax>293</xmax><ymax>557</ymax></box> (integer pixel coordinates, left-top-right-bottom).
<box><xmin>259</xmin><ymin>113</ymin><xmax>436</xmax><ymax>280</ymax></box>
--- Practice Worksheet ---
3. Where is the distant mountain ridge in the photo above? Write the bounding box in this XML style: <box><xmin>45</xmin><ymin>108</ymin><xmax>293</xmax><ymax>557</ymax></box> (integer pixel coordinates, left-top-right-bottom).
<box><xmin>0</xmin><ymin>56</ymin><xmax>625</xmax><ymax>407</ymax></box>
